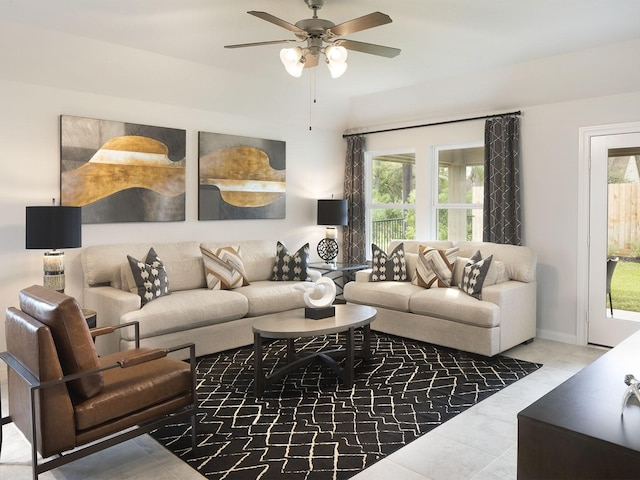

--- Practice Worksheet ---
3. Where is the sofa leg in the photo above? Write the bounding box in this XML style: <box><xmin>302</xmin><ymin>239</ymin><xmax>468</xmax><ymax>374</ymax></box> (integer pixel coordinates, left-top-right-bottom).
<box><xmin>522</xmin><ymin>338</ymin><xmax>535</xmax><ymax>345</ymax></box>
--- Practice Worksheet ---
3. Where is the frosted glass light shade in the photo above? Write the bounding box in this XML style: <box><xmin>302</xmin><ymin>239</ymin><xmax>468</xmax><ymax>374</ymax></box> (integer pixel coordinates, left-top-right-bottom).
<box><xmin>280</xmin><ymin>47</ymin><xmax>304</xmax><ymax>77</ymax></box>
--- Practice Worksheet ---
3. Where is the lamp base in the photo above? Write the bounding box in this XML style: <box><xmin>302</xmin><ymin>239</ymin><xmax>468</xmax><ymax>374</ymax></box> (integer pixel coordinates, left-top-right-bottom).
<box><xmin>317</xmin><ymin>238</ymin><xmax>338</xmax><ymax>263</ymax></box>
<box><xmin>43</xmin><ymin>250</ymin><xmax>65</xmax><ymax>293</ymax></box>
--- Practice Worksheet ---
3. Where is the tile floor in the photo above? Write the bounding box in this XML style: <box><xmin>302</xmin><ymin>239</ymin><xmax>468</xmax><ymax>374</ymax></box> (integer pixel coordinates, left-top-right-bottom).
<box><xmin>0</xmin><ymin>338</ymin><xmax>607</xmax><ymax>480</ymax></box>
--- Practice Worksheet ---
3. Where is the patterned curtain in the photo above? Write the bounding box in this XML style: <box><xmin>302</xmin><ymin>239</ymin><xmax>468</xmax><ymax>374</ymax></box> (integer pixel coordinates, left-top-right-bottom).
<box><xmin>483</xmin><ymin>116</ymin><xmax>522</xmax><ymax>245</ymax></box>
<box><xmin>344</xmin><ymin>135</ymin><xmax>366</xmax><ymax>264</ymax></box>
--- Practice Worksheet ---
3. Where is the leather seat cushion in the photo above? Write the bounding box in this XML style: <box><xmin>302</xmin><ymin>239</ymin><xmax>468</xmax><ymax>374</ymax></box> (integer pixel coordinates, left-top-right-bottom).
<box><xmin>73</xmin><ymin>348</ymin><xmax>192</xmax><ymax>430</ymax></box>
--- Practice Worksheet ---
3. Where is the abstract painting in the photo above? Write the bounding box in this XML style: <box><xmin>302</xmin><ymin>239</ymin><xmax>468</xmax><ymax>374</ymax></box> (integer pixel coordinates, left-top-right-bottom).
<box><xmin>198</xmin><ymin>131</ymin><xmax>286</xmax><ymax>220</ymax></box>
<box><xmin>60</xmin><ymin>115</ymin><xmax>186</xmax><ymax>223</ymax></box>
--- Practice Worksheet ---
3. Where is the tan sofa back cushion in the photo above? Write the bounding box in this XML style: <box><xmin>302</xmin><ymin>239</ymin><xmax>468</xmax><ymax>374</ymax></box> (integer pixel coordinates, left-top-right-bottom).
<box><xmin>82</xmin><ymin>241</ymin><xmax>205</xmax><ymax>291</ymax></box>
<box><xmin>455</xmin><ymin>241</ymin><xmax>537</xmax><ymax>283</ymax></box>
<box><xmin>200</xmin><ymin>240</ymin><xmax>276</xmax><ymax>282</ymax></box>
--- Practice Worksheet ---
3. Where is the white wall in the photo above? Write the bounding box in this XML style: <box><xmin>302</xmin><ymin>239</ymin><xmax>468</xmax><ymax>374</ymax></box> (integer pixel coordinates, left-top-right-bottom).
<box><xmin>346</xmin><ymin>39</ymin><xmax>640</xmax><ymax>345</ymax></box>
<box><xmin>0</xmin><ymin>79</ymin><xmax>346</xmax><ymax>351</ymax></box>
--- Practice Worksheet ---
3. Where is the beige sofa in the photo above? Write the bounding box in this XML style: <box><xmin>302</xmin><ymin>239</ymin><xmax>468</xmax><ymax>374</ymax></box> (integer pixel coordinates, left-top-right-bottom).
<box><xmin>81</xmin><ymin>240</ymin><xmax>319</xmax><ymax>357</ymax></box>
<box><xmin>343</xmin><ymin>240</ymin><xmax>537</xmax><ymax>357</ymax></box>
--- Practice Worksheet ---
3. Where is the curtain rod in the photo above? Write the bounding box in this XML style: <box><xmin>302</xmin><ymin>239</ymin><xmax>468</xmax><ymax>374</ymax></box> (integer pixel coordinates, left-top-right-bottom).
<box><xmin>342</xmin><ymin>110</ymin><xmax>522</xmax><ymax>138</ymax></box>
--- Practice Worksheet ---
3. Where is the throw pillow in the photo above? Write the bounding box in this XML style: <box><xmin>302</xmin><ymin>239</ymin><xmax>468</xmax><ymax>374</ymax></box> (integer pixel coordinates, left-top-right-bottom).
<box><xmin>371</xmin><ymin>243</ymin><xmax>407</xmax><ymax>282</ymax></box>
<box><xmin>201</xmin><ymin>245</ymin><xmax>249</xmax><ymax>290</ymax></box>
<box><xmin>413</xmin><ymin>246</ymin><xmax>459</xmax><ymax>288</ymax></box>
<box><xmin>127</xmin><ymin>247</ymin><xmax>171</xmax><ymax>305</ymax></box>
<box><xmin>272</xmin><ymin>241</ymin><xmax>309</xmax><ymax>281</ymax></box>
<box><xmin>459</xmin><ymin>250</ymin><xmax>494</xmax><ymax>300</ymax></box>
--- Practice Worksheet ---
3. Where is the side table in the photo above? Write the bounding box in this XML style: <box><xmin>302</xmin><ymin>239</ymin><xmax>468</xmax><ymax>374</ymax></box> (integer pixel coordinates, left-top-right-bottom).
<box><xmin>308</xmin><ymin>262</ymin><xmax>368</xmax><ymax>299</ymax></box>
<box><xmin>82</xmin><ymin>309</ymin><xmax>97</xmax><ymax>329</ymax></box>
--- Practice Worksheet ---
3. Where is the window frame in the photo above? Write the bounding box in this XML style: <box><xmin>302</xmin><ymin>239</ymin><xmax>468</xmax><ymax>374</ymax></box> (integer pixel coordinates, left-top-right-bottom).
<box><xmin>431</xmin><ymin>142</ymin><xmax>485</xmax><ymax>242</ymax></box>
<box><xmin>364</xmin><ymin>149</ymin><xmax>416</xmax><ymax>253</ymax></box>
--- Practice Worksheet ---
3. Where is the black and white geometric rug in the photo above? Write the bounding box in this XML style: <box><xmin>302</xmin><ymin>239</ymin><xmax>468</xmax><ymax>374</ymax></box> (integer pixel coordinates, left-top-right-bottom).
<box><xmin>151</xmin><ymin>332</ymin><xmax>540</xmax><ymax>480</ymax></box>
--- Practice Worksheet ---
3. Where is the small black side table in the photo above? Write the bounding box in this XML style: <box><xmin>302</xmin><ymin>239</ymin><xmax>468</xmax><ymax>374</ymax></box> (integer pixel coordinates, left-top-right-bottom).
<box><xmin>308</xmin><ymin>262</ymin><xmax>369</xmax><ymax>299</ymax></box>
<box><xmin>82</xmin><ymin>309</ymin><xmax>97</xmax><ymax>329</ymax></box>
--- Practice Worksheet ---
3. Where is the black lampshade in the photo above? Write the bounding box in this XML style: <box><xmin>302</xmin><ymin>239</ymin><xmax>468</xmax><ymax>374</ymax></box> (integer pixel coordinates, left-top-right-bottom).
<box><xmin>317</xmin><ymin>199</ymin><xmax>348</xmax><ymax>226</ymax></box>
<box><xmin>26</xmin><ymin>206</ymin><xmax>82</xmax><ymax>250</ymax></box>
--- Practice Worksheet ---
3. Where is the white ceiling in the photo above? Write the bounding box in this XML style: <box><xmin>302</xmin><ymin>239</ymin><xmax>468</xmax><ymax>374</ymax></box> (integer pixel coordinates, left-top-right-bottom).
<box><xmin>3</xmin><ymin>0</ymin><xmax>640</xmax><ymax>129</ymax></box>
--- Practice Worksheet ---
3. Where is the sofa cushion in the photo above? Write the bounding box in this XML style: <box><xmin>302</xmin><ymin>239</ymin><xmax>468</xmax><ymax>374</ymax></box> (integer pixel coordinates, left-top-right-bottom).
<box><xmin>371</xmin><ymin>242</ymin><xmax>407</xmax><ymax>282</ymax></box>
<box><xmin>120</xmin><ymin>289</ymin><xmax>249</xmax><ymax>340</ymax></box>
<box><xmin>200</xmin><ymin>245</ymin><xmax>249</xmax><ymax>290</ymax></box>
<box><xmin>127</xmin><ymin>247</ymin><xmax>171</xmax><ymax>305</ymax></box>
<box><xmin>413</xmin><ymin>246</ymin><xmax>459</xmax><ymax>288</ymax></box>
<box><xmin>409</xmin><ymin>287</ymin><xmax>500</xmax><ymax>328</ymax></box>
<box><xmin>234</xmin><ymin>280</ymin><xmax>309</xmax><ymax>316</ymax></box>
<box><xmin>459</xmin><ymin>251</ymin><xmax>493</xmax><ymax>300</ymax></box>
<box><xmin>343</xmin><ymin>279</ymin><xmax>424</xmax><ymax>312</ymax></box>
<box><xmin>272</xmin><ymin>241</ymin><xmax>309</xmax><ymax>281</ymax></box>
<box><xmin>452</xmin><ymin>257</ymin><xmax>506</xmax><ymax>288</ymax></box>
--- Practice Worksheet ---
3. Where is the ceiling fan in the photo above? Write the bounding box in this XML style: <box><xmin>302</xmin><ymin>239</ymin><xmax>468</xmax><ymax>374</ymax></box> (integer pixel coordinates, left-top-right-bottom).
<box><xmin>224</xmin><ymin>0</ymin><xmax>400</xmax><ymax>78</ymax></box>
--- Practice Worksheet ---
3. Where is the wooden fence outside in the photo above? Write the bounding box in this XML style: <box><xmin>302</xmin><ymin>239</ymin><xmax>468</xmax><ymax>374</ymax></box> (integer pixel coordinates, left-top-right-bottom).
<box><xmin>609</xmin><ymin>183</ymin><xmax>640</xmax><ymax>255</ymax></box>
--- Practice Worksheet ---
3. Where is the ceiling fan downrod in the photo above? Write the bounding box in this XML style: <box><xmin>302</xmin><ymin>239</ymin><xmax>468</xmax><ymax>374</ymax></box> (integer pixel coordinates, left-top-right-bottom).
<box><xmin>304</xmin><ymin>0</ymin><xmax>326</xmax><ymax>18</ymax></box>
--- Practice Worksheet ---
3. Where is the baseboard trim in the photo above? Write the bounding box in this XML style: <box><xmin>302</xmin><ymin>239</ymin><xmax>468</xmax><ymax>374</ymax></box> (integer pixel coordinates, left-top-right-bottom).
<box><xmin>536</xmin><ymin>328</ymin><xmax>578</xmax><ymax>345</ymax></box>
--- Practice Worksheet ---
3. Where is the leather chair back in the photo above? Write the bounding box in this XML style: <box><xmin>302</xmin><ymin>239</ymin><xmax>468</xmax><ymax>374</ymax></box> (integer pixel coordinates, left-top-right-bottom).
<box><xmin>5</xmin><ymin>307</ymin><xmax>76</xmax><ymax>457</ymax></box>
<box><xmin>18</xmin><ymin>285</ymin><xmax>103</xmax><ymax>399</ymax></box>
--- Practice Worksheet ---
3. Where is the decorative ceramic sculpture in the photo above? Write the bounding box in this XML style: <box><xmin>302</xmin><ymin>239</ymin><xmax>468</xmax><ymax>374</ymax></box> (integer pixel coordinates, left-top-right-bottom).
<box><xmin>621</xmin><ymin>374</ymin><xmax>640</xmax><ymax>415</ymax></box>
<box><xmin>301</xmin><ymin>277</ymin><xmax>336</xmax><ymax>309</ymax></box>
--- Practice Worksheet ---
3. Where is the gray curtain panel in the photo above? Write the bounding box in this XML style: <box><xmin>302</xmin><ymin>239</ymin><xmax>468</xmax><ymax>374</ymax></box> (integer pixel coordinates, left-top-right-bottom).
<box><xmin>344</xmin><ymin>135</ymin><xmax>367</xmax><ymax>264</ymax></box>
<box><xmin>483</xmin><ymin>116</ymin><xmax>522</xmax><ymax>245</ymax></box>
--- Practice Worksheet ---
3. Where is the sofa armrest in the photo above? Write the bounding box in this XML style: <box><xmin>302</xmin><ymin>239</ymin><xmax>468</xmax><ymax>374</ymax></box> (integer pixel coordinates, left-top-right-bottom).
<box><xmin>83</xmin><ymin>286</ymin><xmax>141</xmax><ymax>355</ymax></box>
<box><xmin>354</xmin><ymin>269</ymin><xmax>372</xmax><ymax>282</ymax></box>
<box><xmin>481</xmin><ymin>280</ymin><xmax>537</xmax><ymax>350</ymax></box>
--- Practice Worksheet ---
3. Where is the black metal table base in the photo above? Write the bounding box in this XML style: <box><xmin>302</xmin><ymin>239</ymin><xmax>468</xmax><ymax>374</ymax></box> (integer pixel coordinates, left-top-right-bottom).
<box><xmin>254</xmin><ymin>325</ymin><xmax>372</xmax><ymax>397</ymax></box>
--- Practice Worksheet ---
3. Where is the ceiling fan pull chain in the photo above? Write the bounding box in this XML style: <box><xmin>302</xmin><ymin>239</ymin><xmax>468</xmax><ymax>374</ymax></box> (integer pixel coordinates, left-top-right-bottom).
<box><xmin>309</xmin><ymin>68</ymin><xmax>317</xmax><ymax>131</ymax></box>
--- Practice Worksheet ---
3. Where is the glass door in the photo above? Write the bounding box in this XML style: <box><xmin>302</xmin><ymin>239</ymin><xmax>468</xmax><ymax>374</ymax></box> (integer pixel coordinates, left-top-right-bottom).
<box><xmin>588</xmin><ymin>132</ymin><xmax>640</xmax><ymax>346</ymax></box>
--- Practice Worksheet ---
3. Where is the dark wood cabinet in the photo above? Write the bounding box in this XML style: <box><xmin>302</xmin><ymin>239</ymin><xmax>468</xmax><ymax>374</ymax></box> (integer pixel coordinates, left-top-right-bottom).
<box><xmin>518</xmin><ymin>331</ymin><xmax>640</xmax><ymax>479</ymax></box>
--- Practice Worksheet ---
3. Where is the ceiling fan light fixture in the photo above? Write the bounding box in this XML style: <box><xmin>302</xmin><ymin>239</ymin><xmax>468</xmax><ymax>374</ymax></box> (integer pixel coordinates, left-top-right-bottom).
<box><xmin>280</xmin><ymin>46</ymin><xmax>305</xmax><ymax>77</ymax></box>
<box><xmin>327</xmin><ymin>60</ymin><xmax>347</xmax><ymax>78</ymax></box>
<box><xmin>325</xmin><ymin>44</ymin><xmax>348</xmax><ymax>64</ymax></box>
<box><xmin>325</xmin><ymin>44</ymin><xmax>348</xmax><ymax>78</ymax></box>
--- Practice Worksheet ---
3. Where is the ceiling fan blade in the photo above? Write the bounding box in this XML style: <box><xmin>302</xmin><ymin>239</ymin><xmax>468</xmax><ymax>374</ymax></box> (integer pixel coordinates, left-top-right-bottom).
<box><xmin>328</xmin><ymin>12</ymin><xmax>392</xmax><ymax>37</ymax></box>
<box><xmin>339</xmin><ymin>39</ymin><xmax>401</xmax><ymax>58</ymax></box>
<box><xmin>224</xmin><ymin>39</ymin><xmax>299</xmax><ymax>49</ymax></box>
<box><xmin>248</xmin><ymin>11</ymin><xmax>307</xmax><ymax>36</ymax></box>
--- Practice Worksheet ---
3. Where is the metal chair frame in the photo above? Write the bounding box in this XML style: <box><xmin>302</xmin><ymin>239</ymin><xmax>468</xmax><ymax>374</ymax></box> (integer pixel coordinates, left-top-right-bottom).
<box><xmin>0</xmin><ymin>321</ymin><xmax>197</xmax><ymax>480</ymax></box>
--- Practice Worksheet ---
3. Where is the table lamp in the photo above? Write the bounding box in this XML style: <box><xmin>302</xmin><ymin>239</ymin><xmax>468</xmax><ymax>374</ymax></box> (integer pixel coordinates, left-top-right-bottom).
<box><xmin>26</xmin><ymin>204</ymin><xmax>82</xmax><ymax>292</ymax></box>
<box><xmin>316</xmin><ymin>199</ymin><xmax>348</xmax><ymax>264</ymax></box>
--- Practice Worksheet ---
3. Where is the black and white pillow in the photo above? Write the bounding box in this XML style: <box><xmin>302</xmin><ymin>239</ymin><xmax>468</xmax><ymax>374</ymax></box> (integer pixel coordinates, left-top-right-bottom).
<box><xmin>459</xmin><ymin>250</ymin><xmax>493</xmax><ymax>299</ymax></box>
<box><xmin>127</xmin><ymin>247</ymin><xmax>171</xmax><ymax>305</ymax></box>
<box><xmin>371</xmin><ymin>243</ymin><xmax>407</xmax><ymax>282</ymax></box>
<box><xmin>272</xmin><ymin>241</ymin><xmax>309</xmax><ymax>281</ymax></box>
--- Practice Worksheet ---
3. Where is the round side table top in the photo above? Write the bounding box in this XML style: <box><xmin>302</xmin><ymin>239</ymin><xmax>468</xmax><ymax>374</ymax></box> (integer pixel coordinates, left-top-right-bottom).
<box><xmin>252</xmin><ymin>304</ymin><xmax>377</xmax><ymax>339</ymax></box>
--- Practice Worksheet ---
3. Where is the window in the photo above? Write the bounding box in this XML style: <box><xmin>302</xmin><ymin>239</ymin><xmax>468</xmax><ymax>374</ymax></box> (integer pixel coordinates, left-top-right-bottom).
<box><xmin>435</xmin><ymin>146</ymin><xmax>484</xmax><ymax>242</ymax></box>
<box><xmin>367</xmin><ymin>153</ymin><xmax>416</xmax><ymax>249</ymax></box>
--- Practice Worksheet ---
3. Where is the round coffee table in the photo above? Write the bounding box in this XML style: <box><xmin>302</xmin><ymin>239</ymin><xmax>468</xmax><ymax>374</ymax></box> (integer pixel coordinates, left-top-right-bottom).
<box><xmin>252</xmin><ymin>304</ymin><xmax>377</xmax><ymax>397</ymax></box>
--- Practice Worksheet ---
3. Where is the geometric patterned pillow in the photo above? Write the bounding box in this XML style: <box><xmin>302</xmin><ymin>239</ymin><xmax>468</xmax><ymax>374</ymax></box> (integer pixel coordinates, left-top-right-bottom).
<box><xmin>371</xmin><ymin>242</ymin><xmax>407</xmax><ymax>282</ymax></box>
<box><xmin>413</xmin><ymin>246</ymin><xmax>459</xmax><ymax>288</ymax></box>
<box><xmin>459</xmin><ymin>250</ymin><xmax>494</xmax><ymax>300</ymax></box>
<box><xmin>200</xmin><ymin>245</ymin><xmax>249</xmax><ymax>290</ymax></box>
<box><xmin>127</xmin><ymin>247</ymin><xmax>171</xmax><ymax>306</ymax></box>
<box><xmin>272</xmin><ymin>241</ymin><xmax>309</xmax><ymax>281</ymax></box>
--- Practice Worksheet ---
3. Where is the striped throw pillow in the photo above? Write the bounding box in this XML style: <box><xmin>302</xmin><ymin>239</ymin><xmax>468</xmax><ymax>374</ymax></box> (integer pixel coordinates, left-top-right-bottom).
<box><xmin>201</xmin><ymin>245</ymin><xmax>249</xmax><ymax>290</ymax></box>
<box><xmin>413</xmin><ymin>246</ymin><xmax>459</xmax><ymax>288</ymax></box>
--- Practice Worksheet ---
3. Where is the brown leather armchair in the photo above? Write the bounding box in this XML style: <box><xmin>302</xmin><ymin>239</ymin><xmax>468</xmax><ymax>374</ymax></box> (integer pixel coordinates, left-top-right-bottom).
<box><xmin>0</xmin><ymin>285</ymin><xmax>197</xmax><ymax>480</ymax></box>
